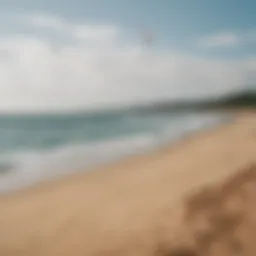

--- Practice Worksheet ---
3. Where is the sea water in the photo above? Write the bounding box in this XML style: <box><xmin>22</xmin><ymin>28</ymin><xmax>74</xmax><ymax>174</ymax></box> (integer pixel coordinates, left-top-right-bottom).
<box><xmin>0</xmin><ymin>109</ymin><xmax>227</xmax><ymax>193</ymax></box>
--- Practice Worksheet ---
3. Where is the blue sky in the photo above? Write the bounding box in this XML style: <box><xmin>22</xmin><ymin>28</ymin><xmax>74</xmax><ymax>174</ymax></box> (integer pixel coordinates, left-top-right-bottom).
<box><xmin>0</xmin><ymin>0</ymin><xmax>255</xmax><ymax>112</ymax></box>
<box><xmin>2</xmin><ymin>0</ymin><xmax>256</xmax><ymax>49</ymax></box>
<box><xmin>2</xmin><ymin>0</ymin><xmax>255</xmax><ymax>30</ymax></box>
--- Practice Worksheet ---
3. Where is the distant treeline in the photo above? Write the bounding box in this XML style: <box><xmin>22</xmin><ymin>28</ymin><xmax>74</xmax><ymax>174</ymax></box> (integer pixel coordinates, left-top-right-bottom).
<box><xmin>134</xmin><ymin>89</ymin><xmax>256</xmax><ymax>113</ymax></box>
<box><xmin>210</xmin><ymin>90</ymin><xmax>256</xmax><ymax>108</ymax></box>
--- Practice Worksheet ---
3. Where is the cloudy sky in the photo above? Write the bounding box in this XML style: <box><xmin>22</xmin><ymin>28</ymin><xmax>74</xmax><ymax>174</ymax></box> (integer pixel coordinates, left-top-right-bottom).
<box><xmin>0</xmin><ymin>0</ymin><xmax>255</xmax><ymax>112</ymax></box>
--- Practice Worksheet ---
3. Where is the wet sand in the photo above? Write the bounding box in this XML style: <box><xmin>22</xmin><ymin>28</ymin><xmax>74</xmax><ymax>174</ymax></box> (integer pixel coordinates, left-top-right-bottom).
<box><xmin>0</xmin><ymin>111</ymin><xmax>255</xmax><ymax>256</ymax></box>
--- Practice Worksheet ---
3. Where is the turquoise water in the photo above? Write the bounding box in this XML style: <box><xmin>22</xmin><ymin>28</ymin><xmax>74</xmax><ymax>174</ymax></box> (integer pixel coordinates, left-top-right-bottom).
<box><xmin>0</xmin><ymin>110</ymin><xmax>227</xmax><ymax>192</ymax></box>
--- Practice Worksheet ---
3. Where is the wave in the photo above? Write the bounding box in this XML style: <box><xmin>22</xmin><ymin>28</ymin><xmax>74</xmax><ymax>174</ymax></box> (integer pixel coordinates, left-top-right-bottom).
<box><xmin>0</xmin><ymin>113</ymin><xmax>229</xmax><ymax>193</ymax></box>
<box><xmin>0</xmin><ymin>133</ymin><xmax>157</xmax><ymax>193</ymax></box>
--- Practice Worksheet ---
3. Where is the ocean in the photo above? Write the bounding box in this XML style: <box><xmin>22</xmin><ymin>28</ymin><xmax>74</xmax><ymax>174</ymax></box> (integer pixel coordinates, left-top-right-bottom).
<box><xmin>0</xmin><ymin>109</ymin><xmax>228</xmax><ymax>193</ymax></box>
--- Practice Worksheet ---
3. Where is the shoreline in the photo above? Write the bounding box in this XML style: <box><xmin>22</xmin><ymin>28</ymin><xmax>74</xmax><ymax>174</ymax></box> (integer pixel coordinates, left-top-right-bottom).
<box><xmin>0</xmin><ymin>110</ymin><xmax>246</xmax><ymax>198</ymax></box>
<box><xmin>0</xmin><ymin>111</ymin><xmax>255</xmax><ymax>255</ymax></box>
<box><xmin>0</xmin><ymin>110</ymin><xmax>233</xmax><ymax>196</ymax></box>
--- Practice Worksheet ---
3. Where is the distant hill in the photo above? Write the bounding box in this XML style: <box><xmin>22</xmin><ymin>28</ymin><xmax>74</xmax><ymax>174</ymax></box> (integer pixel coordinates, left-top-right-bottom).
<box><xmin>134</xmin><ymin>89</ymin><xmax>256</xmax><ymax>114</ymax></box>
<box><xmin>211</xmin><ymin>89</ymin><xmax>256</xmax><ymax>108</ymax></box>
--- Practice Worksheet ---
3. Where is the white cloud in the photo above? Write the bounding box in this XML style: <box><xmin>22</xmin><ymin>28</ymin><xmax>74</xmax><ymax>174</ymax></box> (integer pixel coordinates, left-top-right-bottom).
<box><xmin>25</xmin><ymin>13</ymin><xmax>118</xmax><ymax>44</ymax></box>
<box><xmin>27</xmin><ymin>14</ymin><xmax>67</xmax><ymax>30</ymax></box>
<box><xmin>0</xmin><ymin>13</ymin><xmax>255</xmax><ymax>113</ymax></box>
<box><xmin>72</xmin><ymin>25</ymin><xmax>118</xmax><ymax>42</ymax></box>
<box><xmin>197</xmin><ymin>32</ymin><xmax>240</xmax><ymax>48</ymax></box>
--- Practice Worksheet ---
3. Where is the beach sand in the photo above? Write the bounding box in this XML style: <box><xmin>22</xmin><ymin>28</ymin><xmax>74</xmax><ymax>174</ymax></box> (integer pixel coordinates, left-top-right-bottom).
<box><xmin>0</xmin><ymin>111</ymin><xmax>255</xmax><ymax>256</ymax></box>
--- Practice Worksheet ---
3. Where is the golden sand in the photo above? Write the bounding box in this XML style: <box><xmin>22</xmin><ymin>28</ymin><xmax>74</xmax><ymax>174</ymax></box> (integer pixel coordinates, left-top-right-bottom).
<box><xmin>0</xmin><ymin>112</ymin><xmax>255</xmax><ymax>256</ymax></box>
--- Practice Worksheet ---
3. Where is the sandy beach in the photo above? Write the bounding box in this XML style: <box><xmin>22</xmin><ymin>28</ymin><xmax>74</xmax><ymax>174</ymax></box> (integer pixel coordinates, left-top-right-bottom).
<box><xmin>0</xmin><ymin>111</ymin><xmax>255</xmax><ymax>256</ymax></box>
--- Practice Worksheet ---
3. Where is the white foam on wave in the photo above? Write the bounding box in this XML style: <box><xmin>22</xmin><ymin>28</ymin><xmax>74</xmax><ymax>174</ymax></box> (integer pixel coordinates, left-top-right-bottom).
<box><xmin>0</xmin><ymin>133</ymin><xmax>156</xmax><ymax>193</ymax></box>
<box><xmin>156</xmin><ymin>112</ymin><xmax>229</xmax><ymax>146</ymax></box>
<box><xmin>0</xmin><ymin>113</ymin><xmax>229</xmax><ymax>193</ymax></box>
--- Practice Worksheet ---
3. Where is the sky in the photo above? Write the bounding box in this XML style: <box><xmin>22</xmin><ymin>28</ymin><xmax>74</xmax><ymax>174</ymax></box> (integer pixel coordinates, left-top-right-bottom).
<box><xmin>0</xmin><ymin>0</ymin><xmax>255</xmax><ymax>112</ymax></box>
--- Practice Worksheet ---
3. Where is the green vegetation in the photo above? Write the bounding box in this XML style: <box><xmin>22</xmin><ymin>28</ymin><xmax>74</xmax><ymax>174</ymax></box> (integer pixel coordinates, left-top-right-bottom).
<box><xmin>135</xmin><ymin>89</ymin><xmax>256</xmax><ymax>114</ymax></box>
<box><xmin>212</xmin><ymin>89</ymin><xmax>256</xmax><ymax>108</ymax></box>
